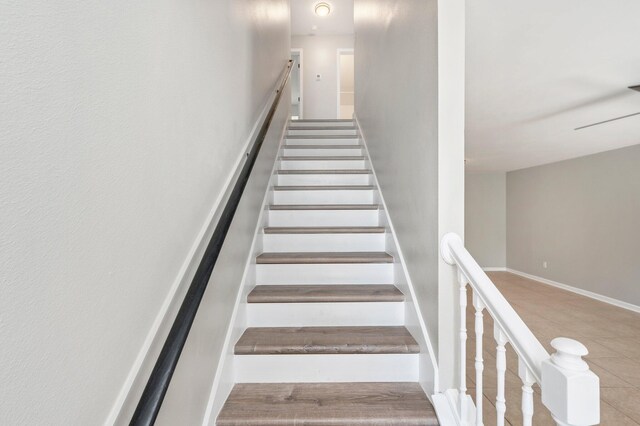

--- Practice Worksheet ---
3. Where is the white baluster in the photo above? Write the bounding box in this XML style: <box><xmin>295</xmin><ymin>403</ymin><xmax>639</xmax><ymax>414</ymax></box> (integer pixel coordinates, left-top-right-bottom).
<box><xmin>473</xmin><ymin>293</ymin><xmax>485</xmax><ymax>426</ymax></box>
<box><xmin>518</xmin><ymin>359</ymin><xmax>536</xmax><ymax>426</ymax></box>
<box><xmin>458</xmin><ymin>271</ymin><xmax>469</xmax><ymax>420</ymax></box>
<box><xmin>494</xmin><ymin>326</ymin><xmax>508</xmax><ymax>426</ymax></box>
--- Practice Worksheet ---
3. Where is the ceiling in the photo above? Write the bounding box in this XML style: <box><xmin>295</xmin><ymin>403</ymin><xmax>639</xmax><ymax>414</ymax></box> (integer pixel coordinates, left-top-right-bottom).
<box><xmin>466</xmin><ymin>0</ymin><xmax>640</xmax><ymax>172</ymax></box>
<box><xmin>291</xmin><ymin>0</ymin><xmax>354</xmax><ymax>36</ymax></box>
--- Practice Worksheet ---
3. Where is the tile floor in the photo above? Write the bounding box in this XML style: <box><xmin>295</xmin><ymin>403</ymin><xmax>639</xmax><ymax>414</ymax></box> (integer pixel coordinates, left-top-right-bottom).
<box><xmin>464</xmin><ymin>271</ymin><xmax>640</xmax><ymax>425</ymax></box>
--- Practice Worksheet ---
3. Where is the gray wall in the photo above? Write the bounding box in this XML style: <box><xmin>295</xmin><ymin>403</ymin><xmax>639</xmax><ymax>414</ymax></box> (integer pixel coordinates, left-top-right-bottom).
<box><xmin>156</xmin><ymin>84</ymin><xmax>291</xmax><ymax>426</ymax></box>
<box><xmin>354</xmin><ymin>0</ymin><xmax>465</xmax><ymax>390</ymax></box>
<box><xmin>355</xmin><ymin>0</ymin><xmax>438</xmax><ymax>347</ymax></box>
<box><xmin>465</xmin><ymin>172</ymin><xmax>506</xmax><ymax>268</ymax></box>
<box><xmin>0</xmin><ymin>1</ymin><xmax>290</xmax><ymax>423</ymax></box>
<box><xmin>507</xmin><ymin>144</ymin><xmax>640</xmax><ymax>306</ymax></box>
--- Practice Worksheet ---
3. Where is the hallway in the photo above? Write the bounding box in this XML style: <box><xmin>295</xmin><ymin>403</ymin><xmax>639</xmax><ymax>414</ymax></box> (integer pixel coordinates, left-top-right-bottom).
<box><xmin>468</xmin><ymin>272</ymin><xmax>640</xmax><ymax>425</ymax></box>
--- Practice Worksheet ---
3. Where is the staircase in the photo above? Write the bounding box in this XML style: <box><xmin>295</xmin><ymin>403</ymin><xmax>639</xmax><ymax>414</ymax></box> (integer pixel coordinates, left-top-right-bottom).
<box><xmin>216</xmin><ymin>119</ymin><xmax>439</xmax><ymax>425</ymax></box>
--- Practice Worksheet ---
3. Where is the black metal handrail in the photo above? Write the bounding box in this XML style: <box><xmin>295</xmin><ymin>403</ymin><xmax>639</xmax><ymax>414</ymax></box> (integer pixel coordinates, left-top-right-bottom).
<box><xmin>129</xmin><ymin>59</ymin><xmax>294</xmax><ymax>426</ymax></box>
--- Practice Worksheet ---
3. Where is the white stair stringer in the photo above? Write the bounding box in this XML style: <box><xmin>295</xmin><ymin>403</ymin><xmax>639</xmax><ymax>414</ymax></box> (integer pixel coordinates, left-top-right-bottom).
<box><xmin>205</xmin><ymin>118</ymin><xmax>442</xmax><ymax>425</ymax></box>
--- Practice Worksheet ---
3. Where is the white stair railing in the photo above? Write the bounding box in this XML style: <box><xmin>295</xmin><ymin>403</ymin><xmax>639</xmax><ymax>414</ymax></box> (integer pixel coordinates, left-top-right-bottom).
<box><xmin>440</xmin><ymin>233</ymin><xmax>600</xmax><ymax>426</ymax></box>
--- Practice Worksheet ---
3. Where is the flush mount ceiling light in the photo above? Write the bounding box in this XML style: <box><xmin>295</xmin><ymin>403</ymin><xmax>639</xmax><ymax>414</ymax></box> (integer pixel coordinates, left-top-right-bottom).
<box><xmin>315</xmin><ymin>2</ymin><xmax>331</xmax><ymax>17</ymax></box>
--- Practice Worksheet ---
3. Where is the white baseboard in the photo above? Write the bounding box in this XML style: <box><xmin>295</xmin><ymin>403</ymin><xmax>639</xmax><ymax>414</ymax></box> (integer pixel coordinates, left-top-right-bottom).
<box><xmin>482</xmin><ymin>267</ymin><xmax>506</xmax><ymax>272</ymax></box>
<box><xmin>506</xmin><ymin>268</ymin><xmax>640</xmax><ymax>314</ymax></box>
<box><xmin>104</xmin><ymin>88</ymin><xmax>280</xmax><ymax>426</ymax></box>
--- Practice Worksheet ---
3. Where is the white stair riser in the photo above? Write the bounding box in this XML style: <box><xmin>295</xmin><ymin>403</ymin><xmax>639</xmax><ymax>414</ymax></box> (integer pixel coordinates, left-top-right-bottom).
<box><xmin>280</xmin><ymin>159</ymin><xmax>366</xmax><ymax>170</ymax></box>
<box><xmin>285</xmin><ymin>137</ymin><xmax>360</xmax><ymax>145</ymax></box>
<box><xmin>257</xmin><ymin>263</ymin><xmax>394</xmax><ymax>285</ymax></box>
<box><xmin>268</xmin><ymin>210</ymin><xmax>379</xmax><ymax>227</ymax></box>
<box><xmin>288</xmin><ymin>129</ymin><xmax>357</xmax><ymax>136</ymax></box>
<box><xmin>262</xmin><ymin>233</ymin><xmax>385</xmax><ymax>252</ymax></box>
<box><xmin>282</xmin><ymin>147</ymin><xmax>363</xmax><ymax>156</ymax></box>
<box><xmin>234</xmin><ymin>354</ymin><xmax>418</xmax><ymax>383</ymax></box>
<box><xmin>273</xmin><ymin>189</ymin><xmax>375</xmax><ymax>205</ymax></box>
<box><xmin>247</xmin><ymin>302</ymin><xmax>404</xmax><ymax>327</ymax></box>
<box><xmin>277</xmin><ymin>174</ymin><xmax>372</xmax><ymax>186</ymax></box>
<box><xmin>289</xmin><ymin>121</ymin><xmax>354</xmax><ymax>128</ymax></box>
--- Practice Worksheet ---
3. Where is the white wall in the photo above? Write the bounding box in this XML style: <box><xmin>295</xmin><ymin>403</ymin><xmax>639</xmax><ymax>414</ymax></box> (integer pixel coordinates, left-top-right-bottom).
<box><xmin>0</xmin><ymin>1</ymin><xmax>289</xmax><ymax>424</ymax></box>
<box><xmin>156</xmin><ymin>84</ymin><xmax>291</xmax><ymax>426</ymax></box>
<box><xmin>465</xmin><ymin>172</ymin><xmax>506</xmax><ymax>268</ymax></box>
<box><xmin>507</xmin><ymin>144</ymin><xmax>640</xmax><ymax>307</ymax></box>
<box><xmin>354</xmin><ymin>0</ymin><xmax>465</xmax><ymax>391</ymax></box>
<box><xmin>291</xmin><ymin>35</ymin><xmax>354</xmax><ymax>119</ymax></box>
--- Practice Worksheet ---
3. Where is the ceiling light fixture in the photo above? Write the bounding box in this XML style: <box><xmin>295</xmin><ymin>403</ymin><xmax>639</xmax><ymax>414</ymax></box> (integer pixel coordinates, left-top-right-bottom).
<box><xmin>315</xmin><ymin>2</ymin><xmax>331</xmax><ymax>17</ymax></box>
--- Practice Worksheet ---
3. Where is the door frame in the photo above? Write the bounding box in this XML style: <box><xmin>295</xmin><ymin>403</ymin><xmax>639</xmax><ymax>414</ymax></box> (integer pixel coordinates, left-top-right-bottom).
<box><xmin>336</xmin><ymin>48</ymin><xmax>355</xmax><ymax>119</ymax></box>
<box><xmin>291</xmin><ymin>48</ymin><xmax>304</xmax><ymax>119</ymax></box>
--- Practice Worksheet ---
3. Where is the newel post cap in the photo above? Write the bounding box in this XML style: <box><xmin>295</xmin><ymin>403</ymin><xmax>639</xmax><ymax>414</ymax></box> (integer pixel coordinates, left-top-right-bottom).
<box><xmin>542</xmin><ymin>337</ymin><xmax>600</xmax><ymax>425</ymax></box>
<box><xmin>550</xmin><ymin>337</ymin><xmax>589</xmax><ymax>371</ymax></box>
<box><xmin>440</xmin><ymin>232</ymin><xmax>462</xmax><ymax>265</ymax></box>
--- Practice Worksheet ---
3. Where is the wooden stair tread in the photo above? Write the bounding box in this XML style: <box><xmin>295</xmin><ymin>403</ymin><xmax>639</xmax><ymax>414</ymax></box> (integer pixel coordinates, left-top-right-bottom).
<box><xmin>276</xmin><ymin>169</ymin><xmax>372</xmax><ymax>174</ymax></box>
<box><xmin>280</xmin><ymin>156</ymin><xmax>366</xmax><ymax>160</ymax></box>
<box><xmin>217</xmin><ymin>382</ymin><xmax>438</xmax><ymax>426</ymax></box>
<box><xmin>268</xmin><ymin>204</ymin><xmax>379</xmax><ymax>210</ymax></box>
<box><xmin>235</xmin><ymin>326</ymin><xmax>419</xmax><ymax>355</ymax></box>
<box><xmin>256</xmin><ymin>252</ymin><xmax>393</xmax><ymax>264</ymax></box>
<box><xmin>273</xmin><ymin>185</ymin><xmax>375</xmax><ymax>191</ymax></box>
<box><xmin>248</xmin><ymin>285</ymin><xmax>404</xmax><ymax>303</ymax></box>
<box><xmin>264</xmin><ymin>226</ymin><xmax>385</xmax><ymax>234</ymax></box>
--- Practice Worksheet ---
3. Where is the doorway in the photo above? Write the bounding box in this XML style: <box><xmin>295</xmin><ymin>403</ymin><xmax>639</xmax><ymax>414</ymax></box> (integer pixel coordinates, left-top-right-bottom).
<box><xmin>290</xmin><ymin>49</ymin><xmax>303</xmax><ymax>120</ymax></box>
<box><xmin>337</xmin><ymin>49</ymin><xmax>354</xmax><ymax>119</ymax></box>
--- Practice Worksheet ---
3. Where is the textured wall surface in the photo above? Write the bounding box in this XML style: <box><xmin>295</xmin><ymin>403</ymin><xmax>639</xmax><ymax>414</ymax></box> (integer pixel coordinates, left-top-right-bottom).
<box><xmin>466</xmin><ymin>172</ymin><xmax>507</xmax><ymax>268</ymax></box>
<box><xmin>355</xmin><ymin>0</ymin><xmax>439</xmax><ymax>345</ymax></box>
<box><xmin>354</xmin><ymin>0</ymin><xmax>465</xmax><ymax>390</ymax></box>
<box><xmin>507</xmin><ymin>144</ymin><xmax>640</xmax><ymax>306</ymax></box>
<box><xmin>0</xmin><ymin>0</ymin><xmax>289</xmax><ymax>424</ymax></box>
<box><xmin>291</xmin><ymin>35</ymin><xmax>354</xmax><ymax>119</ymax></box>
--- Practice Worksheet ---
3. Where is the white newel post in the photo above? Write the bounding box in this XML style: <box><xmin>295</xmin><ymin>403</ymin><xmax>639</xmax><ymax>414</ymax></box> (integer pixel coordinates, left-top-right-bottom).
<box><xmin>541</xmin><ymin>338</ymin><xmax>600</xmax><ymax>426</ymax></box>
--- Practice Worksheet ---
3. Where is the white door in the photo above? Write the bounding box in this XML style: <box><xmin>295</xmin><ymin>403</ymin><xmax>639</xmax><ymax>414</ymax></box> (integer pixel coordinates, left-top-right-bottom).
<box><xmin>291</xmin><ymin>50</ymin><xmax>303</xmax><ymax>119</ymax></box>
<box><xmin>337</xmin><ymin>50</ymin><xmax>354</xmax><ymax>120</ymax></box>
